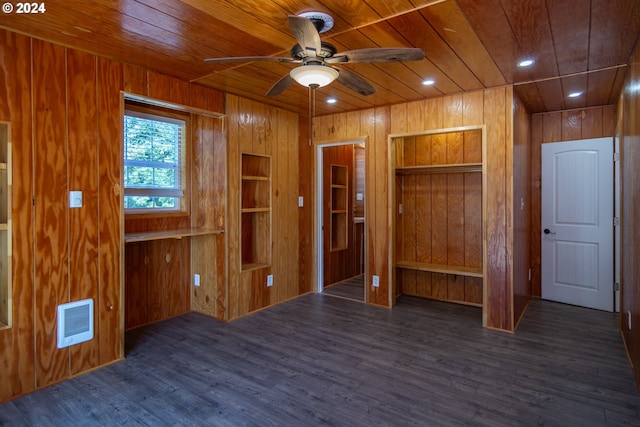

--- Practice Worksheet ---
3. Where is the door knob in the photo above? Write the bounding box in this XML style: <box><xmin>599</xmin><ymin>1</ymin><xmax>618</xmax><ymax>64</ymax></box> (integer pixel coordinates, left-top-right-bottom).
<box><xmin>543</xmin><ymin>228</ymin><xmax>556</xmax><ymax>235</ymax></box>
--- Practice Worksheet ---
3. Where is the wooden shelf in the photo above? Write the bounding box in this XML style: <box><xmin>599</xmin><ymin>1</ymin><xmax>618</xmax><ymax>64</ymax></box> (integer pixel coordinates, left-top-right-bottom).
<box><xmin>0</xmin><ymin>223</ymin><xmax>7</xmax><ymax>231</ymax></box>
<box><xmin>125</xmin><ymin>228</ymin><xmax>224</xmax><ymax>243</ymax></box>
<box><xmin>241</xmin><ymin>262</ymin><xmax>270</xmax><ymax>272</ymax></box>
<box><xmin>396</xmin><ymin>260</ymin><xmax>483</xmax><ymax>278</ymax></box>
<box><xmin>330</xmin><ymin>164</ymin><xmax>348</xmax><ymax>251</ymax></box>
<box><xmin>242</xmin><ymin>175</ymin><xmax>269</xmax><ymax>181</ymax></box>
<box><xmin>241</xmin><ymin>153</ymin><xmax>271</xmax><ymax>268</ymax></box>
<box><xmin>395</xmin><ymin>163</ymin><xmax>482</xmax><ymax>175</ymax></box>
<box><xmin>241</xmin><ymin>207</ymin><xmax>270</xmax><ymax>213</ymax></box>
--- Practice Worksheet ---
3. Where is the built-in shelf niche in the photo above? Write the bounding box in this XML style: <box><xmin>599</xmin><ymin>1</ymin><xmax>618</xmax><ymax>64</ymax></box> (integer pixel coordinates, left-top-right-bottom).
<box><xmin>330</xmin><ymin>164</ymin><xmax>348</xmax><ymax>251</ymax></box>
<box><xmin>241</xmin><ymin>153</ymin><xmax>271</xmax><ymax>271</ymax></box>
<box><xmin>391</xmin><ymin>126</ymin><xmax>485</xmax><ymax>307</ymax></box>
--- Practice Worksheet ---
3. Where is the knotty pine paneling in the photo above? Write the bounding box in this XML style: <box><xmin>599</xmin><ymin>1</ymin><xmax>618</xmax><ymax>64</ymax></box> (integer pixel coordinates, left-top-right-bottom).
<box><xmin>619</xmin><ymin>43</ymin><xmax>640</xmax><ymax>390</ymax></box>
<box><xmin>190</xmin><ymin>113</ymin><xmax>226</xmax><ymax>320</ymax></box>
<box><xmin>483</xmin><ymin>86</ymin><xmax>511</xmax><ymax>331</ymax></box>
<box><xmin>0</xmin><ymin>28</ymin><xmax>227</xmax><ymax>402</ymax></box>
<box><xmin>273</xmin><ymin>108</ymin><xmax>300</xmax><ymax>303</ymax></box>
<box><xmin>226</xmin><ymin>94</ymin><xmax>300</xmax><ymax>320</ymax></box>
<box><xmin>298</xmin><ymin>115</ymin><xmax>313</xmax><ymax>295</ymax></box>
<box><xmin>0</xmin><ymin>31</ymin><xmax>35</xmax><ymax>402</ymax></box>
<box><xmin>371</xmin><ymin>107</ymin><xmax>391</xmax><ymax>306</ymax></box>
<box><xmin>529</xmin><ymin>105</ymin><xmax>616</xmax><ymax>298</ymax></box>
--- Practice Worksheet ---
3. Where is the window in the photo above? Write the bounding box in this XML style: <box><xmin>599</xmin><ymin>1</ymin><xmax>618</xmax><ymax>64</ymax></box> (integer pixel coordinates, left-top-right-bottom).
<box><xmin>123</xmin><ymin>107</ymin><xmax>188</xmax><ymax>213</ymax></box>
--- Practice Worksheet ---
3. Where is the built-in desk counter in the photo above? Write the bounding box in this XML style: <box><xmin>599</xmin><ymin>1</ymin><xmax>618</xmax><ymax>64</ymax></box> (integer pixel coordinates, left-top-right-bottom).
<box><xmin>124</xmin><ymin>228</ymin><xmax>224</xmax><ymax>243</ymax></box>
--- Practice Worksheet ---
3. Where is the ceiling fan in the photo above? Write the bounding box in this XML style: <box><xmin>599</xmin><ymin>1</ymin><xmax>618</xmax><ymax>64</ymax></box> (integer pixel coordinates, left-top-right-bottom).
<box><xmin>204</xmin><ymin>12</ymin><xmax>425</xmax><ymax>97</ymax></box>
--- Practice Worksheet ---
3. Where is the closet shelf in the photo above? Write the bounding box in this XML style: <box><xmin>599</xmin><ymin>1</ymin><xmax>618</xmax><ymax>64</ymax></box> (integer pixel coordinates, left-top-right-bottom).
<box><xmin>395</xmin><ymin>163</ymin><xmax>482</xmax><ymax>175</ymax></box>
<box><xmin>395</xmin><ymin>261</ymin><xmax>483</xmax><ymax>278</ymax></box>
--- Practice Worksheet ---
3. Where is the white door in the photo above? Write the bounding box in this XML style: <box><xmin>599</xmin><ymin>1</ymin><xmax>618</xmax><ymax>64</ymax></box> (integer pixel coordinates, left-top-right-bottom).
<box><xmin>541</xmin><ymin>138</ymin><xmax>613</xmax><ymax>311</ymax></box>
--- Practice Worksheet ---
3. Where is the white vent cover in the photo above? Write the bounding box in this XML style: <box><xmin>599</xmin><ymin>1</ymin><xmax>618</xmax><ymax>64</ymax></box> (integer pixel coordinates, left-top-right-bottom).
<box><xmin>57</xmin><ymin>298</ymin><xmax>94</xmax><ymax>349</ymax></box>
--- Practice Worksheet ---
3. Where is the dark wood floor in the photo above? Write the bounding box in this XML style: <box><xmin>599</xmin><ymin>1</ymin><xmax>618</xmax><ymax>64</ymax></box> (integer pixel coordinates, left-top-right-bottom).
<box><xmin>323</xmin><ymin>274</ymin><xmax>364</xmax><ymax>301</ymax></box>
<box><xmin>1</xmin><ymin>294</ymin><xmax>639</xmax><ymax>426</ymax></box>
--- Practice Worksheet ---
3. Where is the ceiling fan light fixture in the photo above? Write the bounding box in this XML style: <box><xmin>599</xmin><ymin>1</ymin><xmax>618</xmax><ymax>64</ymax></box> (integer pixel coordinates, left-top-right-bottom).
<box><xmin>290</xmin><ymin>65</ymin><xmax>339</xmax><ymax>88</ymax></box>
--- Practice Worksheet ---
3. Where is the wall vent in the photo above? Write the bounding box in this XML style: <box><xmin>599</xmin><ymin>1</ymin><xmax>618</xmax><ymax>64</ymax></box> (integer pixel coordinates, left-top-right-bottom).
<box><xmin>57</xmin><ymin>298</ymin><xmax>94</xmax><ymax>349</ymax></box>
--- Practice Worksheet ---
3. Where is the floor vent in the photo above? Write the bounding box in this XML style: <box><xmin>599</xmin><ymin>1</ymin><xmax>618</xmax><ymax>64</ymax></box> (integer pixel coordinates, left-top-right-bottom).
<box><xmin>57</xmin><ymin>298</ymin><xmax>94</xmax><ymax>349</ymax></box>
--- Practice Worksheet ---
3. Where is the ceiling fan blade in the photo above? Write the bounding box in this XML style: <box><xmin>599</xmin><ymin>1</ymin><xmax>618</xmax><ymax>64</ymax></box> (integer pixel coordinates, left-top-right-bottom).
<box><xmin>328</xmin><ymin>48</ymin><xmax>425</xmax><ymax>64</ymax></box>
<box><xmin>288</xmin><ymin>15</ymin><xmax>322</xmax><ymax>57</ymax></box>
<box><xmin>266</xmin><ymin>73</ymin><xmax>294</xmax><ymax>96</ymax></box>
<box><xmin>205</xmin><ymin>56</ymin><xmax>296</xmax><ymax>64</ymax></box>
<box><xmin>336</xmin><ymin>68</ymin><xmax>376</xmax><ymax>96</ymax></box>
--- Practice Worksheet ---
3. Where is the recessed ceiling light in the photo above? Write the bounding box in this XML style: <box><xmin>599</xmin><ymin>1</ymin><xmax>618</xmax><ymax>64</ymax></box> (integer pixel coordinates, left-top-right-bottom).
<box><xmin>326</xmin><ymin>98</ymin><xmax>337</xmax><ymax>104</ymax></box>
<box><xmin>422</xmin><ymin>79</ymin><xmax>435</xmax><ymax>86</ymax></box>
<box><xmin>518</xmin><ymin>59</ymin><xmax>535</xmax><ymax>67</ymax></box>
<box><xmin>568</xmin><ymin>91</ymin><xmax>582</xmax><ymax>98</ymax></box>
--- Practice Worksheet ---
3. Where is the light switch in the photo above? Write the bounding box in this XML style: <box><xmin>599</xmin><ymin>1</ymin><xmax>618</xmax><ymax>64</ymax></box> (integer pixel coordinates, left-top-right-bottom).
<box><xmin>69</xmin><ymin>191</ymin><xmax>83</xmax><ymax>208</ymax></box>
<box><xmin>356</xmin><ymin>192</ymin><xmax>363</xmax><ymax>201</ymax></box>
<box><xmin>298</xmin><ymin>196</ymin><xmax>304</xmax><ymax>207</ymax></box>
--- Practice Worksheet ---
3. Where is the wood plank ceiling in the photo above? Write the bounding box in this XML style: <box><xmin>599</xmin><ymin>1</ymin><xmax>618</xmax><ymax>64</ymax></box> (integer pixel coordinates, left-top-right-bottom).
<box><xmin>1</xmin><ymin>0</ymin><xmax>639</xmax><ymax>116</ymax></box>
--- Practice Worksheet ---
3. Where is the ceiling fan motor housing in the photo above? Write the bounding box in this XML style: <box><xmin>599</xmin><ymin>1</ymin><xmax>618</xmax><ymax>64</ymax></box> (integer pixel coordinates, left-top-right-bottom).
<box><xmin>290</xmin><ymin>42</ymin><xmax>338</xmax><ymax>61</ymax></box>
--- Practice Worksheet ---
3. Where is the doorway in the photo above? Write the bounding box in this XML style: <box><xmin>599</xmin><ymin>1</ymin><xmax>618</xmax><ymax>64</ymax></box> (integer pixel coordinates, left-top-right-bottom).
<box><xmin>317</xmin><ymin>141</ymin><xmax>366</xmax><ymax>302</ymax></box>
<box><xmin>541</xmin><ymin>137</ymin><xmax>614</xmax><ymax>311</ymax></box>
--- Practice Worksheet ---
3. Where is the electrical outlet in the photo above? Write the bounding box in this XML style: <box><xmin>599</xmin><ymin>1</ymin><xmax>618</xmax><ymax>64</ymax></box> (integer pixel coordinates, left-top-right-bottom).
<box><xmin>398</xmin><ymin>204</ymin><xmax>403</xmax><ymax>214</ymax></box>
<box><xmin>298</xmin><ymin>196</ymin><xmax>304</xmax><ymax>207</ymax></box>
<box><xmin>629</xmin><ymin>310</ymin><xmax>632</xmax><ymax>330</ymax></box>
<box><xmin>267</xmin><ymin>274</ymin><xmax>273</xmax><ymax>287</ymax></box>
<box><xmin>372</xmin><ymin>275</ymin><xmax>380</xmax><ymax>287</ymax></box>
<box><xmin>194</xmin><ymin>274</ymin><xmax>200</xmax><ymax>287</ymax></box>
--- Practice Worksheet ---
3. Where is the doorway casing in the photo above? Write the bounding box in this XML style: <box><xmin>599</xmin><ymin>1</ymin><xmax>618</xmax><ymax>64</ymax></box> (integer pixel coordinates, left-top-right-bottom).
<box><xmin>315</xmin><ymin>138</ymin><xmax>367</xmax><ymax>303</ymax></box>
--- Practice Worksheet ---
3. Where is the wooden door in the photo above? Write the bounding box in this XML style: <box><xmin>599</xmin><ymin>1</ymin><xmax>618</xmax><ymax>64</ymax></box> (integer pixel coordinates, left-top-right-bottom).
<box><xmin>542</xmin><ymin>138</ymin><xmax>613</xmax><ymax>311</ymax></box>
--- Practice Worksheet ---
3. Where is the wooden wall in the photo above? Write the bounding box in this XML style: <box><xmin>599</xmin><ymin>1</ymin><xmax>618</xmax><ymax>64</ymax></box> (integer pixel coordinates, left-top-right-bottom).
<box><xmin>314</xmin><ymin>109</ymin><xmax>390</xmax><ymax>307</ymax></box>
<box><xmin>512</xmin><ymin>93</ymin><xmax>532</xmax><ymax>327</ymax></box>
<box><xmin>618</xmin><ymin>44</ymin><xmax>640</xmax><ymax>391</ymax></box>
<box><xmin>226</xmin><ymin>94</ymin><xmax>301</xmax><ymax>320</ymax></box>
<box><xmin>122</xmin><ymin>77</ymin><xmax>226</xmax><ymax>326</ymax></box>
<box><xmin>313</xmin><ymin>87</ymin><xmax>524</xmax><ymax>331</ymax></box>
<box><xmin>298</xmin><ymin>117</ymin><xmax>314</xmax><ymax>296</ymax></box>
<box><xmin>529</xmin><ymin>106</ymin><xmax>616</xmax><ymax>298</ymax></box>
<box><xmin>393</xmin><ymin>130</ymin><xmax>484</xmax><ymax>307</ymax></box>
<box><xmin>0</xmin><ymin>29</ymin><xmax>225</xmax><ymax>402</ymax></box>
<box><xmin>190</xmin><ymin>113</ymin><xmax>227</xmax><ymax>320</ymax></box>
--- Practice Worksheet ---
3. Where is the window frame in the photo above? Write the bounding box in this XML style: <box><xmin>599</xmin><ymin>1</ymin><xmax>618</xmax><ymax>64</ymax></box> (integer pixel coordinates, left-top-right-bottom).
<box><xmin>123</xmin><ymin>103</ymin><xmax>191</xmax><ymax>217</ymax></box>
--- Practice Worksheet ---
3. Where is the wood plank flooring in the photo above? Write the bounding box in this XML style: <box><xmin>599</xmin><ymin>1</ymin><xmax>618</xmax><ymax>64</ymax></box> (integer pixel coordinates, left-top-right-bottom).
<box><xmin>1</xmin><ymin>294</ymin><xmax>639</xmax><ymax>426</ymax></box>
<box><xmin>323</xmin><ymin>274</ymin><xmax>365</xmax><ymax>301</ymax></box>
